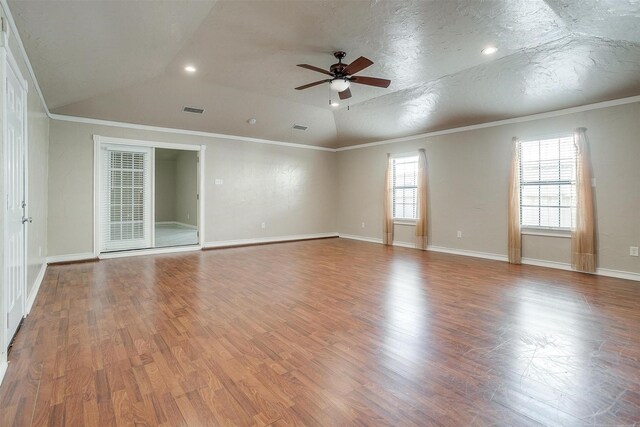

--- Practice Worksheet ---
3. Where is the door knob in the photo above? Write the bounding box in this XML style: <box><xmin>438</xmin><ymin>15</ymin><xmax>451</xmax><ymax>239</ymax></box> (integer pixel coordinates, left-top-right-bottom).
<box><xmin>22</xmin><ymin>216</ymin><xmax>32</xmax><ymax>224</ymax></box>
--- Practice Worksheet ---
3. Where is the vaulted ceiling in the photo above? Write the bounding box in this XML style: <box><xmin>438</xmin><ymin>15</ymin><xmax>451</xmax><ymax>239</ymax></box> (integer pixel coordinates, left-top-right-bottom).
<box><xmin>8</xmin><ymin>0</ymin><xmax>640</xmax><ymax>148</ymax></box>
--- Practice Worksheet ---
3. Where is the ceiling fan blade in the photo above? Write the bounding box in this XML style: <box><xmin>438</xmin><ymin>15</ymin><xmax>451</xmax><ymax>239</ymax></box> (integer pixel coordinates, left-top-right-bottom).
<box><xmin>350</xmin><ymin>76</ymin><xmax>391</xmax><ymax>88</ymax></box>
<box><xmin>338</xmin><ymin>88</ymin><xmax>352</xmax><ymax>100</ymax></box>
<box><xmin>297</xmin><ymin>64</ymin><xmax>333</xmax><ymax>76</ymax></box>
<box><xmin>343</xmin><ymin>56</ymin><xmax>373</xmax><ymax>76</ymax></box>
<box><xmin>295</xmin><ymin>79</ymin><xmax>330</xmax><ymax>90</ymax></box>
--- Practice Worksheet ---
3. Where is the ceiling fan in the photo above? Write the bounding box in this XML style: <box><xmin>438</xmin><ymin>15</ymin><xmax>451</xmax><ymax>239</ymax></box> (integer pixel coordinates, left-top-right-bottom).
<box><xmin>295</xmin><ymin>51</ymin><xmax>391</xmax><ymax>100</ymax></box>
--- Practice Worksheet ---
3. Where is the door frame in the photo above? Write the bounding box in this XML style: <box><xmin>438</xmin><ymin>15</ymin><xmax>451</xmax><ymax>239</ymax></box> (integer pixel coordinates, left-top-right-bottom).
<box><xmin>1</xmin><ymin>29</ymin><xmax>29</xmax><ymax>352</ymax></box>
<box><xmin>93</xmin><ymin>135</ymin><xmax>206</xmax><ymax>258</ymax></box>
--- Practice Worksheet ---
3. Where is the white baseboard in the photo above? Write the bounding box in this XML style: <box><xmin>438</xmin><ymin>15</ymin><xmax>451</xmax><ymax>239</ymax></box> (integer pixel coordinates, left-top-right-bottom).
<box><xmin>155</xmin><ymin>221</ymin><xmax>198</xmax><ymax>230</ymax></box>
<box><xmin>47</xmin><ymin>252</ymin><xmax>96</xmax><ymax>264</ymax></box>
<box><xmin>337</xmin><ymin>233</ymin><xmax>382</xmax><ymax>244</ymax></box>
<box><xmin>204</xmin><ymin>232</ymin><xmax>339</xmax><ymax>249</ymax></box>
<box><xmin>0</xmin><ymin>359</ymin><xmax>7</xmax><ymax>387</ymax></box>
<box><xmin>427</xmin><ymin>245</ymin><xmax>508</xmax><ymax>262</ymax></box>
<box><xmin>26</xmin><ymin>263</ymin><xmax>47</xmax><ymax>314</ymax></box>
<box><xmin>521</xmin><ymin>257</ymin><xmax>573</xmax><ymax>271</ymax></box>
<box><xmin>338</xmin><ymin>234</ymin><xmax>640</xmax><ymax>282</ymax></box>
<box><xmin>596</xmin><ymin>268</ymin><xmax>640</xmax><ymax>282</ymax></box>
<box><xmin>99</xmin><ymin>244</ymin><xmax>201</xmax><ymax>259</ymax></box>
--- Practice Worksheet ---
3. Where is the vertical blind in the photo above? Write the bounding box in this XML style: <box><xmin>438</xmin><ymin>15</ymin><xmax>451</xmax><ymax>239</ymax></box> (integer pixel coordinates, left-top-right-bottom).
<box><xmin>101</xmin><ymin>145</ymin><xmax>152</xmax><ymax>252</ymax></box>
<box><xmin>520</xmin><ymin>136</ymin><xmax>576</xmax><ymax>229</ymax></box>
<box><xmin>392</xmin><ymin>155</ymin><xmax>419</xmax><ymax>219</ymax></box>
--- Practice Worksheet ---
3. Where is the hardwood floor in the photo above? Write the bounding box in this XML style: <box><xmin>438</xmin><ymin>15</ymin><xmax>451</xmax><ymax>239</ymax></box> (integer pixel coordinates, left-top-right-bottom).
<box><xmin>1</xmin><ymin>238</ymin><xmax>639</xmax><ymax>426</ymax></box>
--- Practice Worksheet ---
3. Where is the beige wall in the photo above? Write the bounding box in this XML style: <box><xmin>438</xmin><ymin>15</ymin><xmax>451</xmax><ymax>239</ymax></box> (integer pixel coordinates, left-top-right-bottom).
<box><xmin>175</xmin><ymin>150</ymin><xmax>198</xmax><ymax>227</ymax></box>
<box><xmin>154</xmin><ymin>157</ymin><xmax>177</xmax><ymax>222</ymax></box>
<box><xmin>337</xmin><ymin>102</ymin><xmax>640</xmax><ymax>275</ymax></box>
<box><xmin>47</xmin><ymin>120</ymin><xmax>337</xmax><ymax>256</ymax></box>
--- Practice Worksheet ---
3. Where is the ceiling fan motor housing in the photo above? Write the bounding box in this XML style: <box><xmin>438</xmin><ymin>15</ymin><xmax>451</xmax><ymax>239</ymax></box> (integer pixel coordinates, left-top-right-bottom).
<box><xmin>330</xmin><ymin>51</ymin><xmax>348</xmax><ymax>76</ymax></box>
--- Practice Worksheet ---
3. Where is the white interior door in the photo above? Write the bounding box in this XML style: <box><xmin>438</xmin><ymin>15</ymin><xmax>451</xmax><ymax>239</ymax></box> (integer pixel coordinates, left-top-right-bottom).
<box><xmin>4</xmin><ymin>57</ymin><xmax>27</xmax><ymax>348</ymax></box>
<box><xmin>100</xmin><ymin>144</ymin><xmax>152</xmax><ymax>252</ymax></box>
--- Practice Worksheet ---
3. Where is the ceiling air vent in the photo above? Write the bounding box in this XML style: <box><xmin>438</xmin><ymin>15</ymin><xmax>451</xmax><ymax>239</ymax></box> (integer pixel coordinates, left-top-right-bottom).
<box><xmin>182</xmin><ymin>106</ymin><xmax>205</xmax><ymax>114</ymax></box>
<box><xmin>292</xmin><ymin>124</ymin><xmax>308</xmax><ymax>131</ymax></box>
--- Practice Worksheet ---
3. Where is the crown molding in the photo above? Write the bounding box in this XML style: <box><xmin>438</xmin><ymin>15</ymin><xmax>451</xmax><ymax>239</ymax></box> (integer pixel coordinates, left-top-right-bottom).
<box><xmin>0</xmin><ymin>0</ymin><xmax>49</xmax><ymax>116</ymax></box>
<box><xmin>335</xmin><ymin>95</ymin><xmax>640</xmax><ymax>152</ymax></box>
<box><xmin>50</xmin><ymin>113</ymin><xmax>335</xmax><ymax>152</ymax></box>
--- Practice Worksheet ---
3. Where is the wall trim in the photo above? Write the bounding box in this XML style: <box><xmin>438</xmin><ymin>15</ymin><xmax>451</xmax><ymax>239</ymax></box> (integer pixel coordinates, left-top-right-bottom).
<box><xmin>427</xmin><ymin>245</ymin><xmax>508</xmax><ymax>262</ymax></box>
<box><xmin>595</xmin><ymin>268</ymin><xmax>640</xmax><ymax>282</ymax></box>
<box><xmin>53</xmin><ymin>113</ymin><xmax>335</xmax><ymax>152</ymax></box>
<box><xmin>25</xmin><ymin>263</ymin><xmax>46</xmax><ymax>314</ymax></box>
<box><xmin>155</xmin><ymin>221</ymin><xmax>198</xmax><ymax>230</ymax></box>
<box><xmin>0</xmin><ymin>359</ymin><xmax>7</xmax><ymax>386</ymax></box>
<box><xmin>204</xmin><ymin>232</ymin><xmax>339</xmax><ymax>249</ymax></box>
<box><xmin>336</xmin><ymin>95</ymin><xmax>640</xmax><ymax>152</ymax></box>
<box><xmin>99</xmin><ymin>245</ymin><xmax>201</xmax><ymax>259</ymax></box>
<box><xmin>521</xmin><ymin>257</ymin><xmax>573</xmax><ymax>271</ymax></box>
<box><xmin>338</xmin><ymin>234</ymin><xmax>640</xmax><ymax>282</ymax></box>
<box><xmin>0</xmin><ymin>0</ymin><xmax>49</xmax><ymax>115</ymax></box>
<box><xmin>47</xmin><ymin>252</ymin><xmax>97</xmax><ymax>264</ymax></box>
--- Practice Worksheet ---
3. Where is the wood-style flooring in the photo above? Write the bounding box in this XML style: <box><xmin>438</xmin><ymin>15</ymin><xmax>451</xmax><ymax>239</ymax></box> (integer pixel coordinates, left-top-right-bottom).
<box><xmin>1</xmin><ymin>238</ymin><xmax>639</xmax><ymax>426</ymax></box>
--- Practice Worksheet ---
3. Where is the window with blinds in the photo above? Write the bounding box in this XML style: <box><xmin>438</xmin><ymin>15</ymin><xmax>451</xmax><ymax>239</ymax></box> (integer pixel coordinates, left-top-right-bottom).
<box><xmin>101</xmin><ymin>145</ymin><xmax>152</xmax><ymax>252</ymax></box>
<box><xmin>520</xmin><ymin>135</ymin><xmax>576</xmax><ymax>229</ymax></box>
<box><xmin>392</xmin><ymin>155</ymin><xmax>419</xmax><ymax>220</ymax></box>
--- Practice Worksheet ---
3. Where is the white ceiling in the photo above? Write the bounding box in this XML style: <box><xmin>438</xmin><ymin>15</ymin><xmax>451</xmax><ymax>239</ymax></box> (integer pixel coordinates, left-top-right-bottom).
<box><xmin>8</xmin><ymin>0</ymin><xmax>640</xmax><ymax>148</ymax></box>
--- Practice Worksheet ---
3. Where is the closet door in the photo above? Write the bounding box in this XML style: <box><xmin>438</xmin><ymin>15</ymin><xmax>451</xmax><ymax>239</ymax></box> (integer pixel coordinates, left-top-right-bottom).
<box><xmin>100</xmin><ymin>145</ymin><xmax>152</xmax><ymax>252</ymax></box>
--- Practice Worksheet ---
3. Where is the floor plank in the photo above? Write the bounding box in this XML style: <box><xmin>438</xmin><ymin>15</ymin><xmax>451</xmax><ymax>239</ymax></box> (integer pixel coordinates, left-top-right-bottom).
<box><xmin>2</xmin><ymin>238</ymin><xmax>639</xmax><ymax>425</ymax></box>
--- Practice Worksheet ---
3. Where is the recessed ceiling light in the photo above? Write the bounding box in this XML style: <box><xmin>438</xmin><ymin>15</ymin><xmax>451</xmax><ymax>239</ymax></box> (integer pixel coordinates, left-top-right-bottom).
<box><xmin>184</xmin><ymin>65</ymin><xmax>197</xmax><ymax>73</ymax></box>
<box><xmin>330</xmin><ymin>101</ymin><xmax>339</xmax><ymax>107</ymax></box>
<box><xmin>481</xmin><ymin>46</ymin><xmax>498</xmax><ymax>55</ymax></box>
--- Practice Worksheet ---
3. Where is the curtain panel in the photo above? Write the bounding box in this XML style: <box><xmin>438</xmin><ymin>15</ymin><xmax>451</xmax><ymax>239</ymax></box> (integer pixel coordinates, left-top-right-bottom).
<box><xmin>572</xmin><ymin>127</ymin><xmax>596</xmax><ymax>272</ymax></box>
<box><xmin>508</xmin><ymin>137</ymin><xmax>522</xmax><ymax>264</ymax></box>
<box><xmin>415</xmin><ymin>149</ymin><xmax>428</xmax><ymax>250</ymax></box>
<box><xmin>383</xmin><ymin>154</ymin><xmax>394</xmax><ymax>245</ymax></box>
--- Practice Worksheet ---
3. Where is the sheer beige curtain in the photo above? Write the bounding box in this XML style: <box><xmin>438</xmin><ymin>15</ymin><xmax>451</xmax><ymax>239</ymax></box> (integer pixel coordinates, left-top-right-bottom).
<box><xmin>508</xmin><ymin>137</ymin><xmax>522</xmax><ymax>264</ymax></box>
<box><xmin>383</xmin><ymin>154</ymin><xmax>394</xmax><ymax>245</ymax></box>
<box><xmin>415</xmin><ymin>149</ymin><xmax>428</xmax><ymax>250</ymax></box>
<box><xmin>572</xmin><ymin>127</ymin><xmax>596</xmax><ymax>272</ymax></box>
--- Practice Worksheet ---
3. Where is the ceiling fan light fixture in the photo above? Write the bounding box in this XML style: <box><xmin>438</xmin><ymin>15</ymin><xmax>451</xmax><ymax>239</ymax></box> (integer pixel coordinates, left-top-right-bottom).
<box><xmin>330</xmin><ymin>78</ymin><xmax>350</xmax><ymax>92</ymax></box>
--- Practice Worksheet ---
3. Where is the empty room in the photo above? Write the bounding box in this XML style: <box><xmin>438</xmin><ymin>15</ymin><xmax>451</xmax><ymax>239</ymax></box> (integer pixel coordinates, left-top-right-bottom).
<box><xmin>1</xmin><ymin>0</ymin><xmax>639</xmax><ymax>425</ymax></box>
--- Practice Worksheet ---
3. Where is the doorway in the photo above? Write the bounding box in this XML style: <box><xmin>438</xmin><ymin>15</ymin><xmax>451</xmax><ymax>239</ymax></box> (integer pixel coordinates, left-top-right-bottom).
<box><xmin>3</xmin><ymin>48</ymin><xmax>28</xmax><ymax>348</ymax></box>
<box><xmin>154</xmin><ymin>149</ymin><xmax>199</xmax><ymax>248</ymax></box>
<box><xmin>94</xmin><ymin>136</ymin><xmax>204</xmax><ymax>256</ymax></box>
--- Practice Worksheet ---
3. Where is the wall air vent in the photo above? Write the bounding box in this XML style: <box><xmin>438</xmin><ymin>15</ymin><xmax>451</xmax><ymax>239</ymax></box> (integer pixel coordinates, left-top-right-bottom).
<box><xmin>292</xmin><ymin>124</ymin><xmax>308</xmax><ymax>131</ymax></box>
<box><xmin>182</xmin><ymin>106</ymin><xmax>205</xmax><ymax>114</ymax></box>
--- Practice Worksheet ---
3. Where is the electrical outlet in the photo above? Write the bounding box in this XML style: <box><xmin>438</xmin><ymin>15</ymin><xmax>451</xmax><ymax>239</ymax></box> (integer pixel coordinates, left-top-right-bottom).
<box><xmin>261</xmin><ymin>222</ymin><xmax>266</xmax><ymax>230</ymax></box>
<box><xmin>457</xmin><ymin>231</ymin><xmax>462</xmax><ymax>238</ymax></box>
<box><xmin>361</xmin><ymin>222</ymin><xmax>365</xmax><ymax>228</ymax></box>
<box><xmin>38</xmin><ymin>246</ymin><xmax>42</xmax><ymax>257</ymax></box>
<box><xmin>187</xmin><ymin>213</ymin><xmax>190</xmax><ymax>220</ymax></box>
<box><xmin>215</xmin><ymin>179</ymin><xmax>223</xmax><ymax>185</ymax></box>
<box><xmin>630</xmin><ymin>246</ymin><xmax>639</xmax><ymax>257</ymax></box>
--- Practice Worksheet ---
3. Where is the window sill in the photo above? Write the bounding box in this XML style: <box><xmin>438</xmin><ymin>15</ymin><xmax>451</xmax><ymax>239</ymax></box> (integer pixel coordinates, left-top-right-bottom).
<box><xmin>394</xmin><ymin>219</ymin><xmax>417</xmax><ymax>226</ymax></box>
<box><xmin>522</xmin><ymin>228</ymin><xmax>571</xmax><ymax>238</ymax></box>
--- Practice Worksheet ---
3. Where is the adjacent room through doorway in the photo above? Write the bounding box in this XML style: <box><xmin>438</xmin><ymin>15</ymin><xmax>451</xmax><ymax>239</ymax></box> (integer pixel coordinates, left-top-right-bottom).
<box><xmin>154</xmin><ymin>149</ymin><xmax>199</xmax><ymax>248</ymax></box>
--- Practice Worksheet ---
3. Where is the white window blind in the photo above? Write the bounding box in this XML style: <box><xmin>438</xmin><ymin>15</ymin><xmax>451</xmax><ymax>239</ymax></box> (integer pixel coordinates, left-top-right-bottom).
<box><xmin>100</xmin><ymin>145</ymin><xmax>152</xmax><ymax>252</ymax></box>
<box><xmin>520</xmin><ymin>136</ymin><xmax>576</xmax><ymax>229</ymax></box>
<box><xmin>392</xmin><ymin>155</ymin><xmax>419</xmax><ymax>220</ymax></box>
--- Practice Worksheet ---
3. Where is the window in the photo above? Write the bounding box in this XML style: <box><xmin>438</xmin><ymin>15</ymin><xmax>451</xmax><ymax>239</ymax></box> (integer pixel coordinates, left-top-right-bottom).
<box><xmin>520</xmin><ymin>136</ymin><xmax>576</xmax><ymax>229</ymax></box>
<box><xmin>392</xmin><ymin>155</ymin><xmax>419</xmax><ymax>219</ymax></box>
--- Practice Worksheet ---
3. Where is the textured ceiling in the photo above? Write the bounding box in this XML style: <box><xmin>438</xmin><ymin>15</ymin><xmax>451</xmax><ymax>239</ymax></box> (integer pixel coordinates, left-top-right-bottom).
<box><xmin>8</xmin><ymin>0</ymin><xmax>640</xmax><ymax>148</ymax></box>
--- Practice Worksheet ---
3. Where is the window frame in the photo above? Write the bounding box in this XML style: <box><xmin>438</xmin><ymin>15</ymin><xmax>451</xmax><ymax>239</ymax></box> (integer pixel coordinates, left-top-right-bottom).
<box><xmin>390</xmin><ymin>154</ymin><xmax>420</xmax><ymax>222</ymax></box>
<box><xmin>519</xmin><ymin>134</ymin><xmax>576</xmax><ymax>232</ymax></box>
